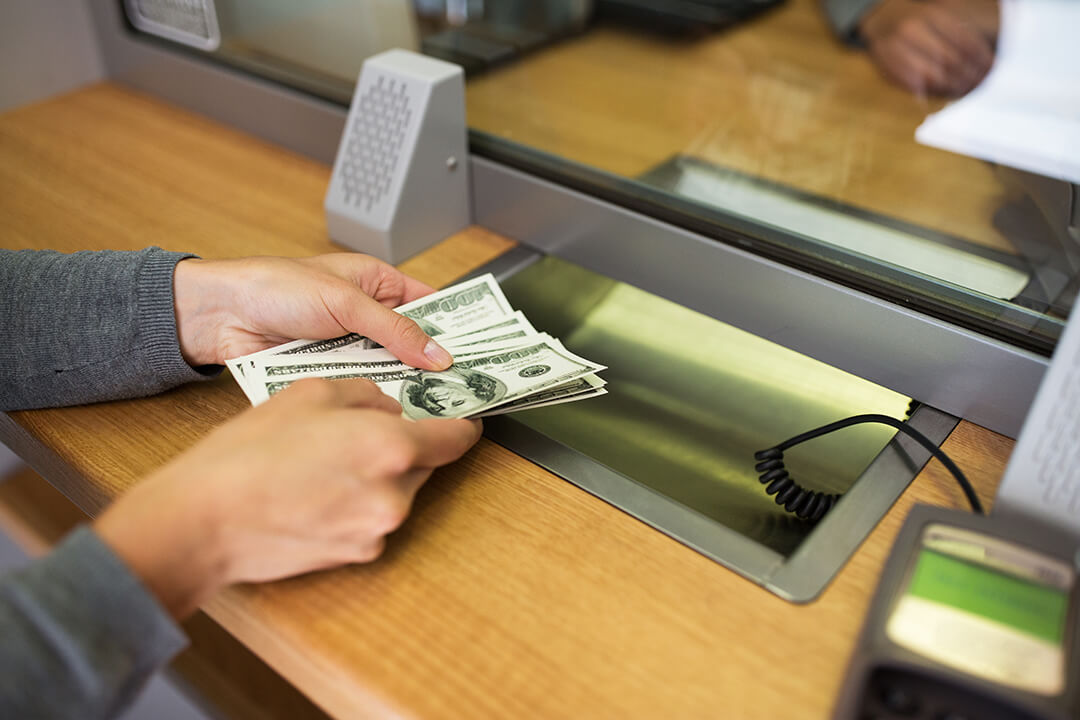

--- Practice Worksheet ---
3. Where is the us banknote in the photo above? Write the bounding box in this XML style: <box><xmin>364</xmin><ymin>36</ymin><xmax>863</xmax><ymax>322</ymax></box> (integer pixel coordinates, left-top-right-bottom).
<box><xmin>226</xmin><ymin>274</ymin><xmax>519</xmax><ymax>396</ymax></box>
<box><xmin>249</xmin><ymin>337</ymin><xmax>606</xmax><ymax>419</ymax></box>
<box><xmin>228</xmin><ymin>273</ymin><xmax>606</xmax><ymax>419</ymax></box>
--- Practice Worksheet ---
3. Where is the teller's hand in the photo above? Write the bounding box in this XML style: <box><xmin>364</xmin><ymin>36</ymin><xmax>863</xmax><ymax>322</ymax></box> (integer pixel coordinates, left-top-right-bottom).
<box><xmin>859</xmin><ymin>0</ymin><xmax>996</xmax><ymax>97</ymax></box>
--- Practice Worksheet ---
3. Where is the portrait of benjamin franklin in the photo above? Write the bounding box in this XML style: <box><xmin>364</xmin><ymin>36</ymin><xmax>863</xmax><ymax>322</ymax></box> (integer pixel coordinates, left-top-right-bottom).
<box><xmin>400</xmin><ymin>367</ymin><xmax>506</xmax><ymax>419</ymax></box>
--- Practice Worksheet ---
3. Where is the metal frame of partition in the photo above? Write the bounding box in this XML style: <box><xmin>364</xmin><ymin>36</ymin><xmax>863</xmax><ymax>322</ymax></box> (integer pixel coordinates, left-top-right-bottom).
<box><xmin>86</xmin><ymin>0</ymin><xmax>1049</xmax><ymax>438</ymax></box>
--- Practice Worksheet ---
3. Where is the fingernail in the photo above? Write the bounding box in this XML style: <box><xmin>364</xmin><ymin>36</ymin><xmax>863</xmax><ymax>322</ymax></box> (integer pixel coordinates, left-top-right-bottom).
<box><xmin>423</xmin><ymin>340</ymin><xmax>453</xmax><ymax>369</ymax></box>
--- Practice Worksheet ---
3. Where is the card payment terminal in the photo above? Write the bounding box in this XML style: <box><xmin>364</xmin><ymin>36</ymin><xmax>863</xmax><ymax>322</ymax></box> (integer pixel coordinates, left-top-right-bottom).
<box><xmin>832</xmin><ymin>504</ymin><xmax>1078</xmax><ymax>719</ymax></box>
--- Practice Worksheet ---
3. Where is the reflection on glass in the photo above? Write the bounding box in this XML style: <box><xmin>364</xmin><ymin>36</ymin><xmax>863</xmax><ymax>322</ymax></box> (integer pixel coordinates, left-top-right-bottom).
<box><xmin>210</xmin><ymin>1</ymin><xmax>421</xmax><ymax>99</ymax></box>
<box><xmin>125</xmin><ymin>0</ymin><xmax>1078</xmax><ymax>349</ymax></box>
<box><xmin>839</xmin><ymin>0</ymin><xmax>1000</xmax><ymax>99</ymax></box>
<box><xmin>196</xmin><ymin>0</ymin><xmax>593</xmax><ymax>100</ymax></box>
<box><xmin>463</xmin><ymin>0</ymin><xmax>1077</xmax><ymax>347</ymax></box>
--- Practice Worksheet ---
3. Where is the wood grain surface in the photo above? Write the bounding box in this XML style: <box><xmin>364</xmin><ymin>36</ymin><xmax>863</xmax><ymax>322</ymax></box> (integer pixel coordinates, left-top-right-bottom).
<box><xmin>466</xmin><ymin>0</ymin><xmax>1011</xmax><ymax>251</ymax></box>
<box><xmin>0</xmin><ymin>83</ymin><xmax>1014</xmax><ymax>719</ymax></box>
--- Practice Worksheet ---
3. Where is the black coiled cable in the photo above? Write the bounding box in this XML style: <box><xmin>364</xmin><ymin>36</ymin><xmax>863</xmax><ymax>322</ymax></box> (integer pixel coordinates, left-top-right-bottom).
<box><xmin>754</xmin><ymin>413</ymin><xmax>984</xmax><ymax>522</ymax></box>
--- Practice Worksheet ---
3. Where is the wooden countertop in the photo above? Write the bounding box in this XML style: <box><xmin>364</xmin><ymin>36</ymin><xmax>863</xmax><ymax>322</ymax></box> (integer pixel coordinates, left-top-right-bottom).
<box><xmin>0</xmin><ymin>83</ymin><xmax>1015</xmax><ymax>719</ymax></box>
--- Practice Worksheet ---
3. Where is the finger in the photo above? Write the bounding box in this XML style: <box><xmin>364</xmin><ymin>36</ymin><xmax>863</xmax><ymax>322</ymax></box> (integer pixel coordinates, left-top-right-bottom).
<box><xmin>326</xmin><ymin>284</ymin><xmax>453</xmax><ymax>370</ymax></box>
<box><xmin>898</xmin><ymin>38</ymin><xmax>967</xmax><ymax>95</ymax></box>
<box><xmin>918</xmin><ymin>7</ymin><xmax>993</xmax><ymax>94</ymax></box>
<box><xmin>920</xmin><ymin>42</ymin><xmax>989</xmax><ymax>99</ymax></box>
<box><xmin>276</xmin><ymin>376</ymin><xmax>401</xmax><ymax>414</ymax></box>
<box><xmin>307</xmin><ymin>518</ymin><xmax>395</xmax><ymax>565</ymax></box>
<box><xmin>366</xmin><ymin>263</ymin><xmax>434</xmax><ymax>308</ymax></box>
<box><xmin>333</xmin><ymin>379</ymin><xmax>403</xmax><ymax>414</ymax></box>
<box><xmin>874</xmin><ymin>42</ymin><xmax>938</xmax><ymax>95</ymax></box>
<box><xmin>900</xmin><ymin>14</ymin><xmax>967</xmax><ymax>78</ymax></box>
<box><xmin>347</xmin><ymin>536</ymin><xmax>387</xmax><ymax>564</ymax></box>
<box><xmin>307</xmin><ymin>254</ymin><xmax>435</xmax><ymax>307</ymax></box>
<box><xmin>404</xmin><ymin>418</ymin><xmax>483</xmax><ymax>468</ymax></box>
<box><xmin>290</xmin><ymin>540</ymin><xmax>387</xmax><ymax>571</ymax></box>
<box><xmin>904</xmin><ymin>48</ymin><xmax>954</xmax><ymax>95</ymax></box>
<box><xmin>397</xmin><ymin>467</ymin><xmax>435</xmax><ymax>499</ymax></box>
<box><xmin>925</xmin><ymin>6</ymin><xmax>994</xmax><ymax>72</ymax></box>
<box><xmin>399</xmin><ymin>273</ymin><xmax>437</xmax><ymax>304</ymax></box>
<box><xmin>893</xmin><ymin>16</ymin><xmax>977</xmax><ymax>95</ymax></box>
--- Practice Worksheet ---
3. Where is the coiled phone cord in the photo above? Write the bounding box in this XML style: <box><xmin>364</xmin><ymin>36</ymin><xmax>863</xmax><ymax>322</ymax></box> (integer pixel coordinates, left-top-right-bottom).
<box><xmin>753</xmin><ymin>413</ymin><xmax>984</xmax><ymax>522</ymax></box>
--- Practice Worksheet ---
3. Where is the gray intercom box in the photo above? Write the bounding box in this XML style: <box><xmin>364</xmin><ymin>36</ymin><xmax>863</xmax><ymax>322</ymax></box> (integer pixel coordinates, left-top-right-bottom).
<box><xmin>325</xmin><ymin>49</ymin><xmax>471</xmax><ymax>264</ymax></box>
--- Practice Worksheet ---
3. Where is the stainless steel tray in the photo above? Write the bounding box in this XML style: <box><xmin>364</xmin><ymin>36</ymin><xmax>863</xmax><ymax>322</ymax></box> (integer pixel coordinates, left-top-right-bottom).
<box><xmin>470</xmin><ymin>249</ymin><xmax>957</xmax><ymax>602</ymax></box>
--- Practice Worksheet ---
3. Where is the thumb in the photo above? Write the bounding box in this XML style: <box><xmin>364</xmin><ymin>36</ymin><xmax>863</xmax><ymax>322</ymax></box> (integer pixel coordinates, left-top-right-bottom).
<box><xmin>345</xmin><ymin>291</ymin><xmax>453</xmax><ymax>371</ymax></box>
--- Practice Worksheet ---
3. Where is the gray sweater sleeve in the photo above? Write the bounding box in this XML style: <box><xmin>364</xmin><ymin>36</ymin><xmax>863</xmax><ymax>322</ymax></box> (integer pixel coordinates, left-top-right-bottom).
<box><xmin>0</xmin><ymin>526</ymin><xmax>187</xmax><ymax>719</ymax></box>
<box><xmin>822</xmin><ymin>0</ymin><xmax>879</xmax><ymax>40</ymax></box>
<box><xmin>0</xmin><ymin>248</ymin><xmax>219</xmax><ymax>412</ymax></box>
<box><xmin>0</xmin><ymin>249</ymin><xmax>217</xmax><ymax>716</ymax></box>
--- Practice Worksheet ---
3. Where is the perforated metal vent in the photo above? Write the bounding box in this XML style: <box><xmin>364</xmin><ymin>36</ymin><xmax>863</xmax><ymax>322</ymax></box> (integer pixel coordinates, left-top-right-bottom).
<box><xmin>339</xmin><ymin>77</ymin><xmax>413</xmax><ymax>213</ymax></box>
<box><xmin>124</xmin><ymin>0</ymin><xmax>220</xmax><ymax>50</ymax></box>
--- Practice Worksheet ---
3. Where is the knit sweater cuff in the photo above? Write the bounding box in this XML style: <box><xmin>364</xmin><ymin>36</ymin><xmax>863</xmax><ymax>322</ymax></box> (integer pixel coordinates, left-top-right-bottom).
<box><xmin>137</xmin><ymin>250</ymin><xmax>222</xmax><ymax>384</ymax></box>
<box><xmin>0</xmin><ymin>526</ymin><xmax>188</xmax><ymax>718</ymax></box>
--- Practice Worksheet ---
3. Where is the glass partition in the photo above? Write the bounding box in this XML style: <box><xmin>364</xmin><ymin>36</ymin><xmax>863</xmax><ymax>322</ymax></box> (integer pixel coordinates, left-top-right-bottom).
<box><xmin>121</xmin><ymin>0</ymin><xmax>1078</xmax><ymax>354</ymax></box>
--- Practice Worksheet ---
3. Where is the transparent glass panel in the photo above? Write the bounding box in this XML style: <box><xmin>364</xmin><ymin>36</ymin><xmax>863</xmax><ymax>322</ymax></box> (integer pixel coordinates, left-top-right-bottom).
<box><xmin>122</xmin><ymin>0</ymin><xmax>1079</xmax><ymax>353</ymax></box>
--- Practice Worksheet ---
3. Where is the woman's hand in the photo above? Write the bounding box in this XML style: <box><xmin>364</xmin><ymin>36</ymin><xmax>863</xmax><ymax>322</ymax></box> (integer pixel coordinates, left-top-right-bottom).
<box><xmin>173</xmin><ymin>253</ymin><xmax>453</xmax><ymax>371</ymax></box>
<box><xmin>93</xmin><ymin>378</ymin><xmax>482</xmax><ymax>619</ymax></box>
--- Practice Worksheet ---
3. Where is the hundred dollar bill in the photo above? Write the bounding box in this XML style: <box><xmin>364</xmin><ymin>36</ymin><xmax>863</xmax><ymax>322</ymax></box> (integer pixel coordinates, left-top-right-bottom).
<box><xmin>290</xmin><ymin>285</ymin><xmax>526</xmax><ymax>357</ymax></box>
<box><xmin>226</xmin><ymin>333</ymin><xmax>371</xmax><ymax>400</ymax></box>
<box><xmin>440</xmin><ymin>311</ymin><xmax>536</xmax><ymax>345</ymax></box>
<box><xmin>250</xmin><ymin>338</ymin><xmax>606</xmax><ymax>419</ymax></box>
<box><xmin>226</xmin><ymin>274</ymin><xmax>517</xmax><ymax>398</ymax></box>
<box><xmin>255</xmin><ymin>341</ymin><xmax>602</xmax><ymax>414</ymax></box>
<box><xmin>443</xmin><ymin>310</ymin><xmax>534</xmax><ymax>337</ymax></box>
<box><xmin>231</xmin><ymin>311</ymin><xmax>533</xmax><ymax>393</ymax></box>
<box><xmin>255</xmin><ymin>334</ymin><xmax>561</xmax><ymax>381</ymax></box>
<box><xmin>393</xmin><ymin>273</ymin><xmax>514</xmax><ymax>337</ymax></box>
<box><xmin>442</xmin><ymin>325</ymin><xmax>536</xmax><ymax>350</ymax></box>
<box><xmin>476</xmin><ymin>374</ymin><xmax>607</xmax><ymax>417</ymax></box>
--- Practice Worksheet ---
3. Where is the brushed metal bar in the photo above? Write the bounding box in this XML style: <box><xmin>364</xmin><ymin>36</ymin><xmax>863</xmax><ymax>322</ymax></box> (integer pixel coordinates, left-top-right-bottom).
<box><xmin>473</xmin><ymin>157</ymin><xmax>1047</xmax><ymax>438</ymax></box>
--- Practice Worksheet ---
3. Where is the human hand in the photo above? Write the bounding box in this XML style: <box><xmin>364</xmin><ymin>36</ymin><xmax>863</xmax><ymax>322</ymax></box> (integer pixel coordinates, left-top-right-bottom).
<box><xmin>858</xmin><ymin>0</ymin><xmax>996</xmax><ymax>97</ymax></box>
<box><xmin>932</xmin><ymin>0</ymin><xmax>999</xmax><ymax>38</ymax></box>
<box><xmin>93</xmin><ymin>378</ymin><xmax>482</xmax><ymax>619</ymax></box>
<box><xmin>173</xmin><ymin>253</ymin><xmax>453</xmax><ymax>371</ymax></box>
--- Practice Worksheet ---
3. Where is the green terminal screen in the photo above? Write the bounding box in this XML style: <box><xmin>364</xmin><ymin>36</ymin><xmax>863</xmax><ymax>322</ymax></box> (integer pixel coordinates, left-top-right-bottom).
<box><xmin>908</xmin><ymin>549</ymin><xmax>1068</xmax><ymax>645</ymax></box>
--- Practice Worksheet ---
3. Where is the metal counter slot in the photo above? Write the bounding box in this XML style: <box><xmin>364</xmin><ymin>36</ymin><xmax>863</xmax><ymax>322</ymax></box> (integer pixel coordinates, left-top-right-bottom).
<box><xmin>473</xmin><ymin>254</ymin><xmax>956</xmax><ymax>600</ymax></box>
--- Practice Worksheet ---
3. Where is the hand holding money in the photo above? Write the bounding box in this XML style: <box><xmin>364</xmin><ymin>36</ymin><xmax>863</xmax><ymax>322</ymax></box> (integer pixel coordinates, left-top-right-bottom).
<box><xmin>228</xmin><ymin>274</ymin><xmax>608</xmax><ymax>420</ymax></box>
<box><xmin>173</xmin><ymin>253</ymin><xmax>454</xmax><ymax>371</ymax></box>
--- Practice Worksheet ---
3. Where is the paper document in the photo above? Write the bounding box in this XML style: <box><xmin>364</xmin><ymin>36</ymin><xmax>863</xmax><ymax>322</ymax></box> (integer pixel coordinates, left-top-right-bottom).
<box><xmin>994</xmin><ymin>297</ymin><xmax>1080</xmax><ymax>540</ymax></box>
<box><xmin>915</xmin><ymin>0</ymin><xmax>1080</xmax><ymax>184</ymax></box>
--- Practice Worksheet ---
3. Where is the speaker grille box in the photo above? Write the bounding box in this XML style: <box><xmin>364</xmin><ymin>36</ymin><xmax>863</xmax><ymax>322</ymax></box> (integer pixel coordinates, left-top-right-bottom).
<box><xmin>124</xmin><ymin>0</ymin><xmax>221</xmax><ymax>51</ymax></box>
<box><xmin>325</xmin><ymin>49</ymin><xmax>471</xmax><ymax>264</ymax></box>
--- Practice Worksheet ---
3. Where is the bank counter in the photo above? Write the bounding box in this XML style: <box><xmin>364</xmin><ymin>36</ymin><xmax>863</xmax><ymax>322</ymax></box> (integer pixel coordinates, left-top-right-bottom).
<box><xmin>0</xmin><ymin>82</ymin><xmax>1015</xmax><ymax>719</ymax></box>
<box><xmin>0</xmin><ymin>1</ymin><xmax>1045</xmax><ymax>718</ymax></box>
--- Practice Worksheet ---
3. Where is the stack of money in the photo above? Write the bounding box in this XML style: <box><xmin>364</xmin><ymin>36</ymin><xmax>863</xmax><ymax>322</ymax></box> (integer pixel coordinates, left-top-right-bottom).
<box><xmin>227</xmin><ymin>274</ymin><xmax>607</xmax><ymax>419</ymax></box>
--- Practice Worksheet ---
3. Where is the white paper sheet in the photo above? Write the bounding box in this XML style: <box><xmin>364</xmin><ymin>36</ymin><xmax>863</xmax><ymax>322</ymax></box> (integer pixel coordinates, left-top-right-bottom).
<box><xmin>994</xmin><ymin>296</ymin><xmax>1080</xmax><ymax>540</ymax></box>
<box><xmin>915</xmin><ymin>0</ymin><xmax>1080</xmax><ymax>184</ymax></box>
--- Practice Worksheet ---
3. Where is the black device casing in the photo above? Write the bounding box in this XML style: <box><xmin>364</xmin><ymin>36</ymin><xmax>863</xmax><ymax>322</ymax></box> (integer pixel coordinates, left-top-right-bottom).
<box><xmin>832</xmin><ymin>504</ymin><xmax>1079</xmax><ymax>720</ymax></box>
